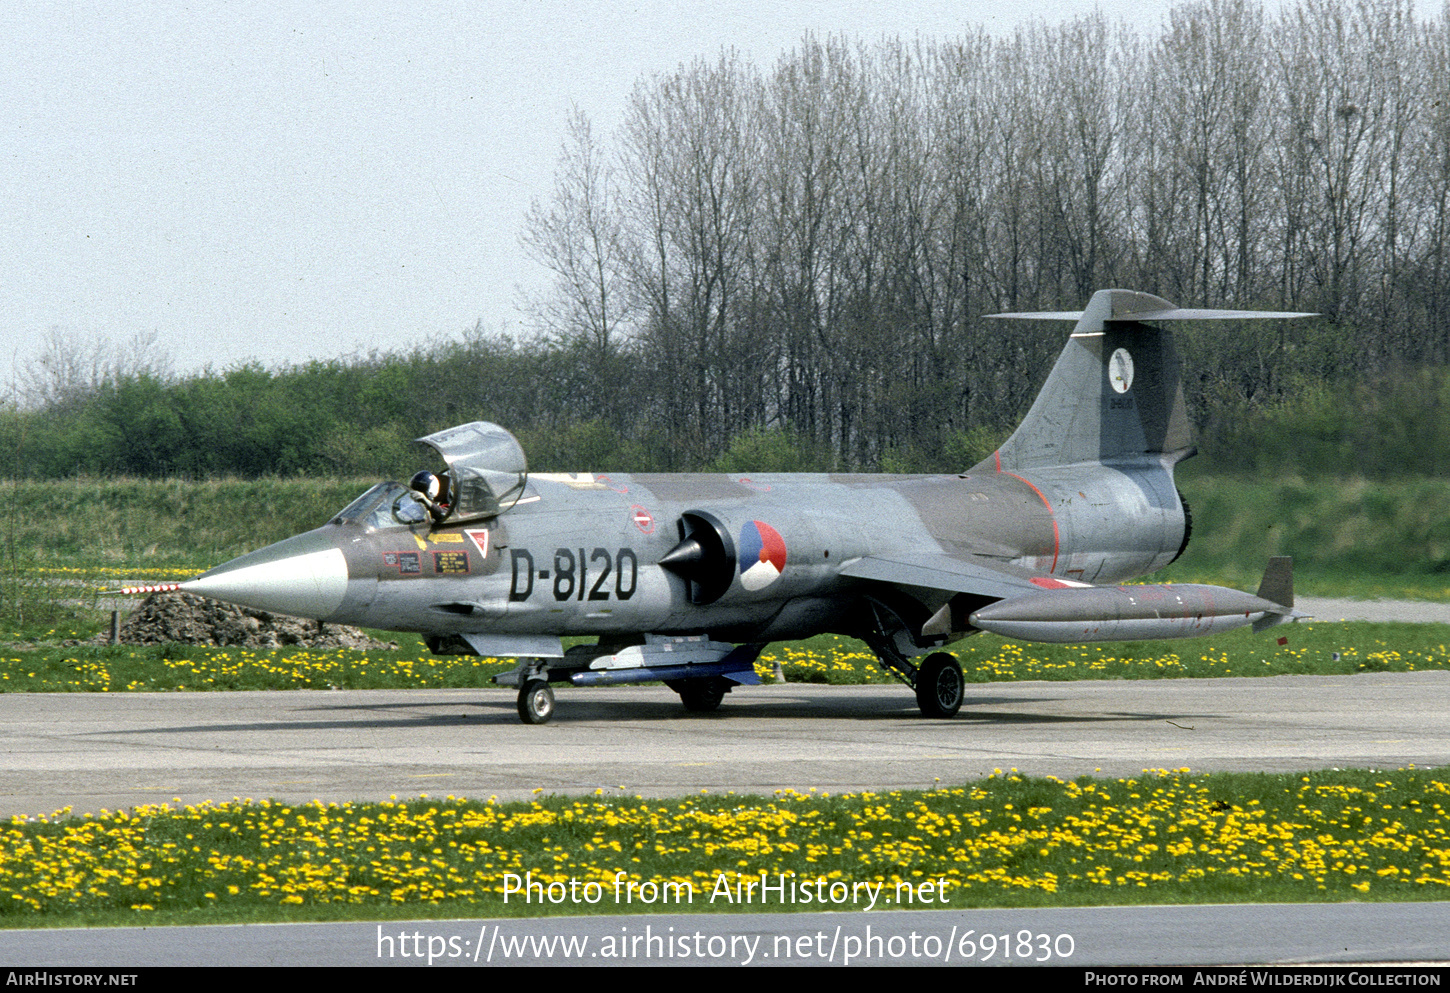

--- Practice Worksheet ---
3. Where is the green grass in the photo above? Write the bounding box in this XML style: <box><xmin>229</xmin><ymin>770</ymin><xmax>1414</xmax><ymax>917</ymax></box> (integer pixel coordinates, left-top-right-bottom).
<box><xmin>1</xmin><ymin>623</ymin><xmax>1446</xmax><ymax>692</ymax></box>
<box><xmin>0</xmin><ymin>572</ymin><xmax>100</xmax><ymax>643</ymax></box>
<box><xmin>3</xmin><ymin>766</ymin><xmax>1446</xmax><ymax>927</ymax></box>
<box><xmin>1</xmin><ymin>477</ymin><xmax>375</xmax><ymax>570</ymax></box>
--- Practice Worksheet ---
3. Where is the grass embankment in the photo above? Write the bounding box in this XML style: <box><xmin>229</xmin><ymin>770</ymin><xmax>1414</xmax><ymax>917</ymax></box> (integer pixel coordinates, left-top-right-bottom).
<box><xmin>1</xmin><ymin>476</ymin><xmax>373</xmax><ymax>571</ymax></box>
<box><xmin>1152</xmin><ymin>469</ymin><xmax>1450</xmax><ymax>599</ymax></box>
<box><xmin>3</xmin><ymin>767</ymin><xmax>1446</xmax><ymax>926</ymax></box>
<box><xmin>2</xmin><ymin>622</ymin><xmax>1447</xmax><ymax>692</ymax></box>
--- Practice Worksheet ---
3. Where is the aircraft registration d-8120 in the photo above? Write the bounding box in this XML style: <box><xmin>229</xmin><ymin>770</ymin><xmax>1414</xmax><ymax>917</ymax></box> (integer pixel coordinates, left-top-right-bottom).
<box><xmin>165</xmin><ymin>289</ymin><xmax>1314</xmax><ymax>724</ymax></box>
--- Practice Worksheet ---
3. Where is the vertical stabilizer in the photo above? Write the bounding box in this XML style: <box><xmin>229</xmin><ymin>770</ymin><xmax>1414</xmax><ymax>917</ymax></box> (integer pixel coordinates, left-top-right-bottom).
<box><xmin>986</xmin><ymin>290</ymin><xmax>1192</xmax><ymax>471</ymax></box>
<box><xmin>980</xmin><ymin>290</ymin><xmax>1315</xmax><ymax>472</ymax></box>
<box><xmin>1251</xmin><ymin>556</ymin><xmax>1306</xmax><ymax>633</ymax></box>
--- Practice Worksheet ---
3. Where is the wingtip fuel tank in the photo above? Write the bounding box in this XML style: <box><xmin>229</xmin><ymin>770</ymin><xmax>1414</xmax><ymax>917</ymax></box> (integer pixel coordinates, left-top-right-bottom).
<box><xmin>967</xmin><ymin>581</ymin><xmax>1295</xmax><ymax>643</ymax></box>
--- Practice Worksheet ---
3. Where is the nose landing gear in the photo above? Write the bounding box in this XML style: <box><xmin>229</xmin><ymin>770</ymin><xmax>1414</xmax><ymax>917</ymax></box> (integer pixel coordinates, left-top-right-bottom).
<box><xmin>517</xmin><ymin>679</ymin><xmax>555</xmax><ymax>724</ymax></box>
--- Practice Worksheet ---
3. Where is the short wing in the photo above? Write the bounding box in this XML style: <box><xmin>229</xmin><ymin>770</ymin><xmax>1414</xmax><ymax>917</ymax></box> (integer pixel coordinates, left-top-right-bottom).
<box><xmin>838</xmin><ymin>551</ymin><xmax>1060</xmax><ymax>639</ymax></box>
<box><xmin>841</xmin><ymin>552</ymin><xmax>1304</xmax><ymax>644</ymax></box>
<box><xmin>838</xmin><ymin>552</ymin><xmax>1047</xmax><ymax>601</ymax></box>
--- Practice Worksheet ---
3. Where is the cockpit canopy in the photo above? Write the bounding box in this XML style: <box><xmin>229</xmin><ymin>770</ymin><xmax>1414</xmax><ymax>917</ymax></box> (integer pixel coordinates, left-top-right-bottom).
<box><xmin>330</xmin><ymin>481</ymin><xmax>429</xmax><ymax>530</ymax></box>
<box><xmin>416</xmin><ymin>421</ymin><xmax>529</xmax><ymax>521</ymax></box>
<box><xmin>328</xmin><ymin>422</ymin><xmax>530</xmax><ymax>530</ymax></box>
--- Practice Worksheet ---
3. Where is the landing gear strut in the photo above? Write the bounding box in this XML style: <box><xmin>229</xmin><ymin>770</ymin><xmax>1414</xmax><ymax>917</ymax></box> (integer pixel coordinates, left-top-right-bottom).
<box><xmin>862</xmin><ymin>606</ymin><xmax>966</xmax><ymax>718</ymax></box>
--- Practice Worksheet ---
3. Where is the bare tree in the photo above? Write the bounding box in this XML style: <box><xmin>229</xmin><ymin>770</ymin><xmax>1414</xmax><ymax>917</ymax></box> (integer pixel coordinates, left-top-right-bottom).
<box><xmin>620</xmin><ymin>53</ymin><xmax>764</xmax><ymax>455</ymax></box>
<box><xmin>1273</xmin><ymin>0</ymin><xmax>1398</xmax><ymax>324</ymax></box>
<box><xmin>525</xmin><ymin>0</ymin><xmax>1450</xmax><ymax>468</ymax></box>
<box><xmin>1037</xmin><ymin>14</ymin><xmax>1131</xmax><ymax>303</ymax></box>
<box><xmin>757</xmin><ymin>33</ymin><xmax>858</xmax><ymax>451</ymax></box>
<box><xmin>1366</xmin><ymin>0</ymin><xmax>1425</xmax><ymax>352</ymax></box>
<box><xmin>19</xmin><ymin>328</ymin><xmax>173</xmax><ymax>411</ymax></box>
<box><xmin>520</xmin><ymin>107</ymin><xmax>630</xmax><ymax>417</ymax></box>
<box><xmin>1411</xmin><ymin>6</ymin><xmax>1450</xmax><ymax>359</ymax></box>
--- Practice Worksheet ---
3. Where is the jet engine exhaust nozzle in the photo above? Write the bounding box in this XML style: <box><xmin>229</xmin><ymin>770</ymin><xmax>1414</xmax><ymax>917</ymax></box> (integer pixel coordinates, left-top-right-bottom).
<box><xmin>660</xmin><ymin>511</ymin><xmax>736</xmax><ymax>605</ymax></box>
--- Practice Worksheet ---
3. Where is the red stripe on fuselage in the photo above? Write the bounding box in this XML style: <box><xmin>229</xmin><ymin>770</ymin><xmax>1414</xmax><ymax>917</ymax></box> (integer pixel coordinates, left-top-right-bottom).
<box><xmin>998</xmin><ymin>470</ymin><xmax>1060</xmax><ymax>573</ymax></box>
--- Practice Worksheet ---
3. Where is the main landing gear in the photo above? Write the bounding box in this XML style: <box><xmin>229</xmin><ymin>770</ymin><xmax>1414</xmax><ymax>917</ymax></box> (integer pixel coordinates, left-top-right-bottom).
<box><xmin>859</xmin><ymin>596</ymin><xmax>968</xmax><ymax>717</ymax></box>
<box><xmin>864</xmin><ymin>626</ymin><xmax>966</xmax><ymax>718</ymax></box>
<box><xmin>667</xmin><ymin>675</ymin><xmax>730</xmax><ymax>712</ymax></box>
<box><xmin>913</xmin><ymin>652</ymin><xmax>965</xmax><ymax>719</ymax></box>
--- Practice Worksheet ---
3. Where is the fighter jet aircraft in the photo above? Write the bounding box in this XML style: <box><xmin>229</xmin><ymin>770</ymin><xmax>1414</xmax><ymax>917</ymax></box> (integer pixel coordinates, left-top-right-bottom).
<box><xmin>155</xmin><ymin>289</ymin><xmax>1314</xmax><ymax>723</ymax></box>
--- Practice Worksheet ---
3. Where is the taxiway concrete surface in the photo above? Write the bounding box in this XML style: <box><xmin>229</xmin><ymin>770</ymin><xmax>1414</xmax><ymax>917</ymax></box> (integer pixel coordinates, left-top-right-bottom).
<box><xmin>3</xmin><ymin>673</ymin><xmax>1448</xmax><ymax>967</ymax></box>
<box><xmin>1298</xmin><ymin>596</ymin><xmax>1450</xmax><ymax>624</ymax></box>
<box><xmin>4</xmin><ymin>903</ymin><xmax>1448</xmax><ymax>967</ymax></box>
<box><xmin>2</xmin><ymin>672</ymin><xmax>1447</xmax><ymax>816</ymax></box>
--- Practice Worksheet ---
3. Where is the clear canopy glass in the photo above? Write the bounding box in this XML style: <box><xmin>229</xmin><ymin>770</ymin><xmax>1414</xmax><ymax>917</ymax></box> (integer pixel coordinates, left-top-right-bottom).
<box><xmin>415</xmin><ymin>421</ymin><xmax>529</xmax><ymax>521</ymax></box>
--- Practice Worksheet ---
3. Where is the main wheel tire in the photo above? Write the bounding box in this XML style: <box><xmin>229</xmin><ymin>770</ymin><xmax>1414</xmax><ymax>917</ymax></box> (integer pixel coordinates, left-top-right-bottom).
<box><xmin>677</xmin><ymin>676</ymin><xmax>727</xmax><ymax>712</ymax></box>
<box><xmin>915</xmin><ymin>653</ymin><xmax>964</xmax><ymax>718</ymax></box>
<box><xmin>517</xmin><ymin>679</ymin><xmax>555</xmax><ymax>724</ymax></box>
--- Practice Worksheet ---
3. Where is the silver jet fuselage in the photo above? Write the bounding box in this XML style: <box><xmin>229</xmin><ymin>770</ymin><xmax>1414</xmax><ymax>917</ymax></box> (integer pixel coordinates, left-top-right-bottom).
<box><xmin>173</xmin><ymin>288</ymin><xmax>1313</xmax><ymax>721</ymax></box>
<box><xmin>187</xmin><ymin>459</ymin><xmax>1187</xmax><ymax>647</ymax></box>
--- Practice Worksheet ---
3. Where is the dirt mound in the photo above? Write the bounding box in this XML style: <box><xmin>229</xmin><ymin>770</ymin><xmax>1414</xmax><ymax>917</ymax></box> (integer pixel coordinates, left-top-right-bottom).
<box><xmin>100</xmin><ymin>592</ymin><xmax>397</xmax><ymax>650</ymax></box>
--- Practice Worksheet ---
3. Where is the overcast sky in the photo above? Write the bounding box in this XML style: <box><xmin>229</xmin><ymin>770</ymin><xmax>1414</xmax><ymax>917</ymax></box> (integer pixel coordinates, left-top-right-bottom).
<box><xmin>2</xmin><ymin>1</ymin><xmax>1299</xmax><ymax>392</ymax></box>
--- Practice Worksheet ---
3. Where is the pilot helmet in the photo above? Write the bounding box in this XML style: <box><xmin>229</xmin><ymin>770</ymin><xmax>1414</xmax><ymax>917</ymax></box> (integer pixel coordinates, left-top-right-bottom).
<box><xmin>409</xmin><ymin>470</ymin><xmax>441</xmax><ymax>501</ymax></box>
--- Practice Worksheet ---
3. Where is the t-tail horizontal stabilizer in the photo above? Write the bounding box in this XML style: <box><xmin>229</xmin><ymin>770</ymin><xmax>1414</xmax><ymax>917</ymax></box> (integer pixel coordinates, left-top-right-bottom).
<box><xmin>987</xmin><ymin>289</ymin><xmax>1317</xmax><ymax>334</ymax></box>
<box><xmin>981</xmin><ymin>290</ymin><xmax>1318</xmax><ymax>473</ymax></box>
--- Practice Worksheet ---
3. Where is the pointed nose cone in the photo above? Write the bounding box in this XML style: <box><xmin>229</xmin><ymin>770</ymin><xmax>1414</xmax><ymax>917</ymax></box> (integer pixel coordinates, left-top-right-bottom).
<box><xmin>180</xmin><ymin>530</ymin><xmax>349</xmax><ymax>619</ymax></box>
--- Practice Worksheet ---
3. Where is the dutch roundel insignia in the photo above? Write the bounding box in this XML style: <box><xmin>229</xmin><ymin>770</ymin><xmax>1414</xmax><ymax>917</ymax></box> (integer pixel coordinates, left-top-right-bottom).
<box><xmin>738</xmin><ymin>520</ymin><xmax>787</xmax><ymax>591</ymax></box>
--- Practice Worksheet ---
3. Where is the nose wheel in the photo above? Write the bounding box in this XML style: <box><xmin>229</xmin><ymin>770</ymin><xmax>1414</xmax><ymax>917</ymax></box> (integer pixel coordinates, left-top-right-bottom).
<box><xmin>517</xmin><ymin>679</ymin><xmax>556</xmax><ymax>724</ymax></box>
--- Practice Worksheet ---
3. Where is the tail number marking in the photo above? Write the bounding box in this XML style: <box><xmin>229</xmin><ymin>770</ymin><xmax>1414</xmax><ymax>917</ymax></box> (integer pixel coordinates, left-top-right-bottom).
<box><xmin>531</xmin><ymin>548</ymin><xmax>638</xmax><ymax>603</ymax></box>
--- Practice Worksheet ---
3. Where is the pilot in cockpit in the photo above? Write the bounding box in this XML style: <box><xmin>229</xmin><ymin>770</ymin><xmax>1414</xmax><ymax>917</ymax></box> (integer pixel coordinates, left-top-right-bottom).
<box><xmin>409</xmin><ymin>470</ymin><xmax>452</xmax><ymax>524</ymax></box>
